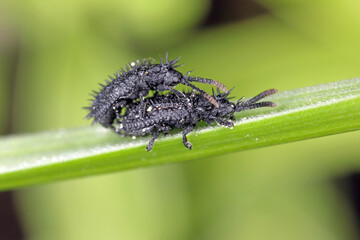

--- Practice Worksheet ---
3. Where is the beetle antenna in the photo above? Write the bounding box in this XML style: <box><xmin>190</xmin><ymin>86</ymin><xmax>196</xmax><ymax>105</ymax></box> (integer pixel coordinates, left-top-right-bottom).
<box><xmin>188</xmin><ymin>76</ymin><xmax>228</xmax><ymax>92</ymax></box>
<box><xmin>245</xmin><ymin>89</ymin><xmax>278</xmax><ymax>104</ymax></box>
<box><xmin>185</xmin><ymin>82</ymin><xmax>219</xmax><ymax>108</ymax></box>
<box><xmin>235</xmin><ymin>89</ymin><xmax>278</xmax><ymax>112</ymax></box>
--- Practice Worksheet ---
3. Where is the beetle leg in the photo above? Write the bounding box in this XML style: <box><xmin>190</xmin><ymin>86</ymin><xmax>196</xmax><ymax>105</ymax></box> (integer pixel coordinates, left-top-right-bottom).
<box><xmin>146</xmin><ymin>131</ymin><xmax>161</xmax><ymax>151</ymax></box>
<box><xmin>114</xmin><ymin>107</ymin><xmax>122</xmax><ymax>123</ymax></box>
<box><xmin>182</xmin><ymin>125</ymin><xmax>195</xmax><ymax>150</ymax></box>
<box><xmin>137</xmin><ymin>91</ymin><xmax>148</xmax><ymax>117</ymax></box>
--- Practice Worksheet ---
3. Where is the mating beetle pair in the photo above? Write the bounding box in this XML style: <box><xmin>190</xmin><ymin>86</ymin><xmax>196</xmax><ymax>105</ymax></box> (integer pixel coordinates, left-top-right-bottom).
<box><xmin>86</xmin><ymin>54</ymin><xmax>277</xmax><ymax>151</ymax></box>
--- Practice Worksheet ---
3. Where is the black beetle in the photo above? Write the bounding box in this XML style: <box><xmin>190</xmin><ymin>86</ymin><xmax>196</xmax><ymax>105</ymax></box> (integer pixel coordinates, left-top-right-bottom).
<box><xmin>115</xmin><ymin>88</ymin><xmax>278</xmax><ymax>151</ymax></box>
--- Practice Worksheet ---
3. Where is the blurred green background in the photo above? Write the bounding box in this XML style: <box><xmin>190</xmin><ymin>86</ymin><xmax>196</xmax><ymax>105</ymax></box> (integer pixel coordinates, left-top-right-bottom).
<box><xmin>1</xmin><ymin>0</ymin><xmax>360</xmax><ymax>239</ymax></box>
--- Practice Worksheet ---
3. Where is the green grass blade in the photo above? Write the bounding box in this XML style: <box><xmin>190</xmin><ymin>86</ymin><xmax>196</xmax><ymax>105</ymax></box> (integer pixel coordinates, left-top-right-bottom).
<box><xmin>0</xmin><ymin>79</ymin><xmax>359</xmax><ymax>191</ymax></box>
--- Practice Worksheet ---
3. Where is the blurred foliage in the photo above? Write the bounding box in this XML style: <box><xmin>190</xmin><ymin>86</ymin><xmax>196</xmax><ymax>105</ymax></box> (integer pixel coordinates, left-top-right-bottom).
<box><xmin>0</xmin><ymin>0</ymin><xmax>360</xmax><ymax>239</ymax></box>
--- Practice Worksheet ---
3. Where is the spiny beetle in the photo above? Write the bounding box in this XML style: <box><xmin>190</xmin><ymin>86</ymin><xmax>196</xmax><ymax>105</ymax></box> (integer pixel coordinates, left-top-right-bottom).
<box><xmin>85</xmin><ymin>53</ymin><xmax>228</xmax><ymax>131</ymax></box>
<box><xmin>114</xmin><ymin>88</ymin><xmax>278</xmax><ymax>151</ymax></box>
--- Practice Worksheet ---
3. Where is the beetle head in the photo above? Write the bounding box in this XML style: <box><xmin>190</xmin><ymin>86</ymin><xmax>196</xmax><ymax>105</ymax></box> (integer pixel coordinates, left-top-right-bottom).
<box><xmin>209</xmin><ymin>88</ymin><xmax>236</xmax><ymax>118</ymax></box>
